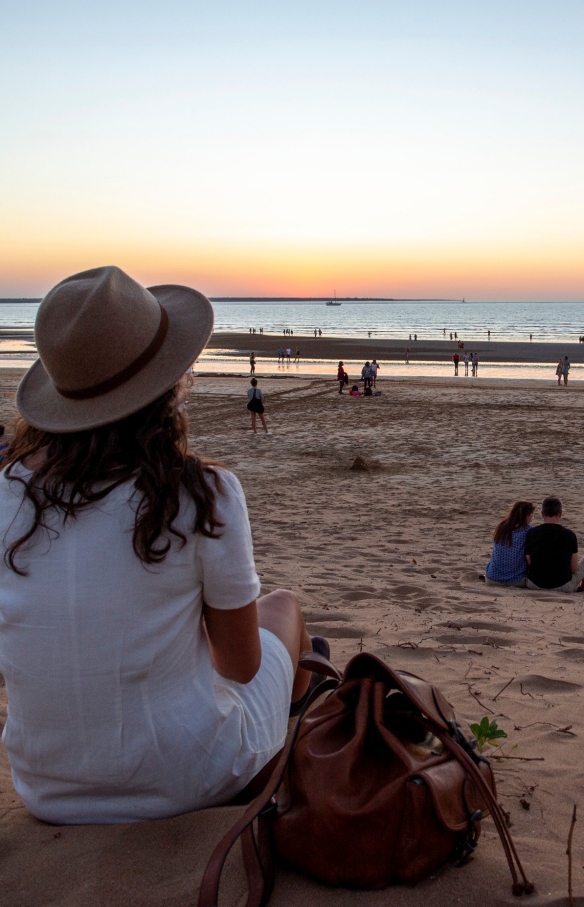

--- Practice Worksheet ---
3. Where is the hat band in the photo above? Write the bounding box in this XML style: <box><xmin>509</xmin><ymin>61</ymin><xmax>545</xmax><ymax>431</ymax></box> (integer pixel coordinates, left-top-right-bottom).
<box><xmin>55</xmin><ymin>305</ymin><xmax>169</xmax><ymax>401</ymax></box>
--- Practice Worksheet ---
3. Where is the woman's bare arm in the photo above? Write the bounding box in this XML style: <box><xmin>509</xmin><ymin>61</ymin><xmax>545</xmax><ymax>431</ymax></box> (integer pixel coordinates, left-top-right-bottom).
<box><xmin>203</xmin><ymin>600</ymin><xmax>262</xmax><ymax>684</ymax></box>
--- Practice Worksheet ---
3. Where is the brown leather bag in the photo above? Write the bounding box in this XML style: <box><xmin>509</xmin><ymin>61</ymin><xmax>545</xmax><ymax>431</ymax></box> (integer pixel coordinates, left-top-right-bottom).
<box><xmin>199</xmin><ymin>653</ymin><xmax>533</xmax><ymax>906</ymax></box>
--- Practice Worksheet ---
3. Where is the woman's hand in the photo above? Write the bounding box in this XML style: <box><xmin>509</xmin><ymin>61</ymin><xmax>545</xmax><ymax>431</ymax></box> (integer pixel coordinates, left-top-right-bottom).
<box><xmin>203</xmin><ymin>600</ymin><xmax>262</xmax><ymax>684</ymax></box>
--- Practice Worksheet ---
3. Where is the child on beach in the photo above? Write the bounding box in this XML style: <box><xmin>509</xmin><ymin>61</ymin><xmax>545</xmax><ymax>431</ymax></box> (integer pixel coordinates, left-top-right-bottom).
<box><xmin>247</xmin><ymin>377</ymin><xmax>272</xmax><ymax>435</ymax></box>
<box><xmin>337</xmin><ymin>361</ymin><xmax>347</xmax><ymax>393</ymax></box>
<box><xmin>485</xmin><ymin>501</ymin><xmax>534</xmax><ymax>587</ymax></box>
<box><xmin>349</xmin><ymin>384</ymin><xmax>362</xmax><ymax>396</ymax></box>
<box><xmin>0</xmin><ymin>266</ymin><xmax>320</xmax><ymax>824</ymax></box>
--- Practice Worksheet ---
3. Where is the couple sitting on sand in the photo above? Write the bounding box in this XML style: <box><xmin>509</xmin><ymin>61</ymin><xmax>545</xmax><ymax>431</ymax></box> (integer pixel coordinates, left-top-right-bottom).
<box><xmin>485</xmin><ymin>497</ymin><xmax>584</xmax><ymax>593</ymax></box>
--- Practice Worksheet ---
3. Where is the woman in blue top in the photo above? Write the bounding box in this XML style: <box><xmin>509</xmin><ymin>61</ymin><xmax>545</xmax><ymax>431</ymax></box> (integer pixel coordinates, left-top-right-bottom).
<box><xmin>485</xmin><ymin>501</ymin><xmax>535</xmax><ymax>587</ymax></box>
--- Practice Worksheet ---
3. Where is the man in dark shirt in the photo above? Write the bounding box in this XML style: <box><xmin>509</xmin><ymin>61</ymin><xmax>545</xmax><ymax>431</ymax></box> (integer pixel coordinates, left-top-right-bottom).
<box><xmin>525</xmin><ymin>497</ymin><xmax>584</xmax><ymax>592</ymax></box>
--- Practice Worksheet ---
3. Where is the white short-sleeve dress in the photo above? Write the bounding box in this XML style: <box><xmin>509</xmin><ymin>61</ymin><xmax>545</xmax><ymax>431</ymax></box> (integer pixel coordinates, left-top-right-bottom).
<box><xmin>0</xmin><ymin>465</ymin><xmax>293</xmax><ymax>824</ymax></box>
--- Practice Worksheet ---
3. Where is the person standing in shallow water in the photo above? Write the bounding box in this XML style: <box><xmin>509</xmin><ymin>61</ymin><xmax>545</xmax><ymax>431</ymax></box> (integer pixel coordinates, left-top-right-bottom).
<box><xmin>249</xmin><ymin>351</ymin><xmax>256</xmax><ymax>375</ymax></box>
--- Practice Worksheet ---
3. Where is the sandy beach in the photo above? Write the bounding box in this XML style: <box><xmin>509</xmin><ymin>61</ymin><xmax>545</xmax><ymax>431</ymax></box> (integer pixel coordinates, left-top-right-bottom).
<box><xmin>2</xmin><ymin>367</ymin><xmax>584</xmax><ymax>905</ymax></box>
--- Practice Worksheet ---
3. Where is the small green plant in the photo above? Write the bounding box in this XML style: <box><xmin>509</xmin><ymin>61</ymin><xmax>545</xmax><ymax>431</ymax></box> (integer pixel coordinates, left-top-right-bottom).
<box><xmin>470</xmin><ymin>717</ymin><xmax>508</xmax><ymax>753</ymax></box>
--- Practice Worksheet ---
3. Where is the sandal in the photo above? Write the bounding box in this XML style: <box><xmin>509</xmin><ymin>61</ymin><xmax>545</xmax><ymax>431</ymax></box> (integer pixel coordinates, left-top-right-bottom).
<box><xmin>290</xmin><ymin>636</ymin><xmax>330</xmax><ymax>716</ymax></box>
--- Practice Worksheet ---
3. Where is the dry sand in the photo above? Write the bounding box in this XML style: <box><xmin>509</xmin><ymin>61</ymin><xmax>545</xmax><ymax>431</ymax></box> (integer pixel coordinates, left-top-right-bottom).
<box><xmin>2</xmin><ymin>367</ymin><xmax>584</xmax><ymax>905</ymax></box>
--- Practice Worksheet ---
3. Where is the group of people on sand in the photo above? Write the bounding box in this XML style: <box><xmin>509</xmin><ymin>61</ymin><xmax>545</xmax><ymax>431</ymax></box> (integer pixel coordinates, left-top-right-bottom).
<box><xmin>336</xmin><ymin>359</ymin><xmax>381</xmax><ymax>396</ymax></box>
<box><xmin>485</xmin><ymin>497</ymin><xmax>584</xmax><ymax>592</ymax></box>
<box><xmin>276</xmin><ymin>346</ymin><xmax>300</xmax><ymax>364</ymax></box>
<box><xmin>555</xmin><ymin>356</ymin><xmax>570</xmax><ymax>385</ymax></box>
<box><xmin>452</xmin><ymin>351</ymin><xmax>479</xmax><ymax>376</ymax></box>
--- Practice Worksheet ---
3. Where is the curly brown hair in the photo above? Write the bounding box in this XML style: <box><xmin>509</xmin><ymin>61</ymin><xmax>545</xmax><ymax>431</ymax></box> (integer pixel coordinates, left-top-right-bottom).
<box><xmin>3</xmin><ymin>386</ymin><xmax>223</xmax><ymax>575</ymax></box>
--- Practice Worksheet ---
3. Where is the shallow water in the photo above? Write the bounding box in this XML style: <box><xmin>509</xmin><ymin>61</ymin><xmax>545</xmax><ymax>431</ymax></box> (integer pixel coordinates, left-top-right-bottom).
<box><xmin>2</xmin><ymin>298</ymin><xmax>584</xmax><ymax>344</ymax></box>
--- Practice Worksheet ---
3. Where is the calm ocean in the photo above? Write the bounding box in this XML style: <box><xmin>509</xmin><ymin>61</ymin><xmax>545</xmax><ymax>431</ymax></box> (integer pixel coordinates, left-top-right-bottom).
<box><xmin>1</xmin><ymin>299</ymin><xmax>584</xmax><ymax>344</ymax></box>
<box><xmin>212</xmin><ymin>300</ymin><xmax>584</xmax><ymax>344</ymax></box>
<box><xmin>2</xmin><ymin>299</ymin><xmax>583</xmax><ymax>380</ymax></box>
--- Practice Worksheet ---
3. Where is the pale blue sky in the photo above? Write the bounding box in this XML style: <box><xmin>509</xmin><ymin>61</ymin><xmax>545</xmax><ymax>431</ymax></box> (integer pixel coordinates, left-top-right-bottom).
<box><xmin>2</xmin><ymin>2</ymin><xmax>583</xmax><ymax>297</ymax></box>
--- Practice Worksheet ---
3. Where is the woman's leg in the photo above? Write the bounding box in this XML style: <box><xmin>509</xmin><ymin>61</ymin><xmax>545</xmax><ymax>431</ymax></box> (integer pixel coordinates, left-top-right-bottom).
<box><xmin>257</xmin><ymin>590</ymin><xmax>312</xmax><ymax>702</ymax></box>
<box><xmin>259</xmin><ymin>413</ymin><xmax>268</xmax><ymax>432</ymax></box>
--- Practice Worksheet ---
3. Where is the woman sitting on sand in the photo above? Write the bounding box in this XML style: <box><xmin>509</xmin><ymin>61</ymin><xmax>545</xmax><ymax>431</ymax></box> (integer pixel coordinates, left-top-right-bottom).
<box><xmin>0</xmin><ymin>266</ymin><xmax>323</xmax><ymax>824</ymax></box>
<box><xmin>485</xmin><ymin>500</ymin><xmax>535</xmax><ymax>587</ymax></box>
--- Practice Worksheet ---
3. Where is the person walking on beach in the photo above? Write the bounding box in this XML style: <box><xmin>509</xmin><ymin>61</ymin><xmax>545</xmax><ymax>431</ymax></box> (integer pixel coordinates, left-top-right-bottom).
<box><xmin>337</xmin><ymin>361</ymin><xmax>347</xmax><ymax>393</ymax></box>
<box><xmin>371</xmin><ymin>359</ymin><xmax>380</xmax><ymax>387</ymax></box>
<box><xmin>247</xmin><ymin>378</ymin><xmax>271</xmax><ymax>435</ymax></box>
<box><xmin>249</xmin><ymin>351</ymin><xmax>256</xmax><ymax>375</ymax></box>
<box><xmin>286</xmin><ymin>347</ymin><xmax>291</xmax><ymax>363</ymax></box>
<box><xmin>562</xmin><ymin>356</ymin><xmax>570</xmax><ymax>385</ymax></box>
<box><xmin>556</xmin><ymin>360</ymin><xmax>563</xmax><ymax>385</ymax></box>
<box><xmin>453</xmin><ymin>352</ymin><xmax>459</xmax><ymax>376</ymax></box>
<box><xmin>474</xmin><ymin>353</ymin><xmax>479</xmax><ymax>376</ymax></box>
<box><xmin>405</xmin><ymin>346</ymin><xmax>410</xmax><ymax>364</ymax></box>
<box><xmin>464</xmin><ymin>352</ymin><xmax>469</xmax><ymax>375</ymax></box>
<box><xmin>294</xmin><ymin>348</ymin><xmax>300</xmax><ymax>363</ymax></box>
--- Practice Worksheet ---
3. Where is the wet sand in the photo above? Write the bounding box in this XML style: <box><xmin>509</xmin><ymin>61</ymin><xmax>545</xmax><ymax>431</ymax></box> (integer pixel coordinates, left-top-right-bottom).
<box><xmin>208</xmin><ymin>332</ymin><xmax>584</xmax><ymax>364</ymax></box>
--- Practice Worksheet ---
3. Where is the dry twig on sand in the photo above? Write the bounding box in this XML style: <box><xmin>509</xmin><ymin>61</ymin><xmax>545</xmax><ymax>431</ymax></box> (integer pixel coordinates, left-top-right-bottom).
<box><xmin>567</xmin><ymin>803</ymin><xmax>577</xmax><ymax>907</ymax></box>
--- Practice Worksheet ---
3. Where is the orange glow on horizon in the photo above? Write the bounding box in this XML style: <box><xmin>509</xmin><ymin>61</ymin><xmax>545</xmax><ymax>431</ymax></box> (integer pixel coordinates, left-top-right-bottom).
<box><xmin>2</xmin><ymin>235</ymin><xmax>584</xmax><ymax>301</ymax></box>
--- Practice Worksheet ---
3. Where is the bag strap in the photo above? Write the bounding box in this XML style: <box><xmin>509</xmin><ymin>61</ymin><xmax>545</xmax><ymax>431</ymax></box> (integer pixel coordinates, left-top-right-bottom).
<box><xmin>432</xmin><ymin>722</ymin><xmax>534</xmax><ymax>895</ymax></box>
<box><xmin>198</xmin><ymin>677</ymin><xmax>338</xmax><ymax>907</ymax></box>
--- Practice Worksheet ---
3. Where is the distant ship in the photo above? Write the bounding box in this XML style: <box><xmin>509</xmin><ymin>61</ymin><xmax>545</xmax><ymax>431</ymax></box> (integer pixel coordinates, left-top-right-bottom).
<box><xmin>326</xmin><ymin>290</ymin><xmax>341</xmax><ymax>306</ymax></box>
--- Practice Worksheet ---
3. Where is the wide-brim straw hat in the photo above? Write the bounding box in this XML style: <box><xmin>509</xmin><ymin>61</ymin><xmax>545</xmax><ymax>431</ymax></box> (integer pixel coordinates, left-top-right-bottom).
<box><xmin>17</xmin><ymin>266</ymin><xmax>214</xmax><ymax>433</ymax></box>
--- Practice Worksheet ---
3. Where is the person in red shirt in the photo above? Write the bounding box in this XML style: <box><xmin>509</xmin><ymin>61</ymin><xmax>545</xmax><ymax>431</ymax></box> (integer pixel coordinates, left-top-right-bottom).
<box><xmin>453</xmin><ymin>353</ymin><xmax>460</xmax><ymax>376</ymax></box>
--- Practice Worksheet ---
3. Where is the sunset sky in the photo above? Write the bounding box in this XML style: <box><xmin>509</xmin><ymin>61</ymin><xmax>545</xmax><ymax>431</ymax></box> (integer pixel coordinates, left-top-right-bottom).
<box><xmin>2</xmin><ymin>2</ymin><xmax>583</xmax><ymax>300</ymax></box>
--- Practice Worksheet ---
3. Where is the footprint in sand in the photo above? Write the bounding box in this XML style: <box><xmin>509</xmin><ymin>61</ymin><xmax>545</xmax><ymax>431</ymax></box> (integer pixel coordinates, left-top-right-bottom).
<box><xmin>341</xmin><ymin>590</ymin><xmax>381</xmax><ymax>602</ymax></box>
<box><xmin>438</xmin><ymin>619</ymin><xmax>516</xmax><ymax>634</ymax></box>
<box><xmin>557</xmin><ymin>648</ymin><xmax>584</xmax><ymax>663</ymax></box>
<box><xmin>307</xmin><ymin>622</ymin><xmax>371</xmax><ymax>639</ymax></box>
<box><xmin>434</xmin><ymin>633</ymin><xmax>515</xmax><ymax>648</ymax></box>
<box><xmin>303</xmin><ymin>609</ymin><xmax>372</xmax><ymax>639</ymax></box>
<box><xmin>516</xmin><ymin>674</ymin><xmax>582</xmax><ymax>694</ymax></box>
